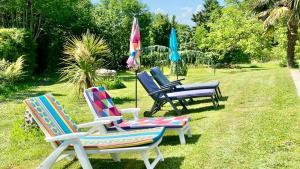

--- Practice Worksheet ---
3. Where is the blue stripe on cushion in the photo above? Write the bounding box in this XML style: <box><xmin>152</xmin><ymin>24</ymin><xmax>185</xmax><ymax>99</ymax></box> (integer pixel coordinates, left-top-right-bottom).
<box><xmin>39</xmin><ymin>95</ymin><xmax>72</xmax><ymax>134</ymax></box>
<box><xmin>152</xmin><ymin>127</ymin><xmax>166</xmax><ymax>142</ymax></box>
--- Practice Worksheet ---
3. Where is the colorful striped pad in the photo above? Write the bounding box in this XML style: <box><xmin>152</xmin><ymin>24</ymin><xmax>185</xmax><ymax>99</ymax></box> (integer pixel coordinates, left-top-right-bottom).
<box><xmin>117</xmin><ymin>116</ymin><xmax>190</xmax><ymax>129</ymax></box>
<box><xmin>69</xmin><ymin>127</ymin><xmax>165</xmax><ymax>149</ymax></box>
<box><xmin>24</xmin><ymin>94</ymin><xmax>79</xmax><ymax>138</ymax></box>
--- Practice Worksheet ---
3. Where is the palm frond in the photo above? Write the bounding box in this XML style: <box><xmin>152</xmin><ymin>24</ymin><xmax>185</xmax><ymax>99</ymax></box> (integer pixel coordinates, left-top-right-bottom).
<box><xmin>251</xmin><ymin>0</ymin><xmax>274</xmax><ymax>13</ymax></box>
<box><xmin>60</xmin><ymin>31</ymin><xmax>109</xmax><ymax>96</ymax></box>
<box><xmin>264</xmin><ymin>6</ymin><xmax>291</xmax><ymax>27</ymax></box>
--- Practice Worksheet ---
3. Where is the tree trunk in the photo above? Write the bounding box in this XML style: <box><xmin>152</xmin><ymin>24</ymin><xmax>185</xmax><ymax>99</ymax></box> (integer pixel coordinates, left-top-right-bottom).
<box><xmin>287</xmin><ymin>20</ymin><xmax>298</xmax><ymax>68</ymax></box>
<box><xmin>86</xmin><ymin>75</ymin><xmax>93</xmax><ymax>89</ymax></box>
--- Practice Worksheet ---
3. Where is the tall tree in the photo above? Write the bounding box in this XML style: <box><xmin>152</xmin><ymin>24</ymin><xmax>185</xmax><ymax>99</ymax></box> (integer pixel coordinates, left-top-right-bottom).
<box><xmin>149</xmin><ymin>13</ymin><xmax>172</xmax><ymax>47</ymax></box>
<box><xmin>0</xmin><ymin>0</ymin><xmax>95</xmax><ymax>72</ymax></box>
<box><xmin>93</xmin><ymin>0</ymin><xmax>151</xmax><ymax>69</ymax></box>
<box><xmin>251</xmin><ymin>0</ymin><xmax>300</xmax><ymax>67</ymax></box>
<box><xmin>192</xmin><ymin>0</ymin><xmax>221</xmax><ymax>29</ymax></box>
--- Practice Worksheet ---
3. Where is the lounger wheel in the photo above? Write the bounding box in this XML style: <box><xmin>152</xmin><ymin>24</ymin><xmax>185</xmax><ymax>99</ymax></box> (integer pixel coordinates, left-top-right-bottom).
<box><xmin>144</xmin><ymin>111</ymin><xmax>153</xmax><ymax>117</ymax></box>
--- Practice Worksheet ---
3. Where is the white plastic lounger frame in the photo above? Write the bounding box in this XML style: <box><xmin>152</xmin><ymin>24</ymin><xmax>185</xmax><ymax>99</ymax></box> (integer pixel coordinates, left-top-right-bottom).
<box><xmin>26</xmin><ymin>107</ymin><xmax>164</xmax><ymax>169</ymax></box>
<box><xmin>83</xmin><ymin>91</ymin><xmax>192</xmax><ymax>144</ymax></box>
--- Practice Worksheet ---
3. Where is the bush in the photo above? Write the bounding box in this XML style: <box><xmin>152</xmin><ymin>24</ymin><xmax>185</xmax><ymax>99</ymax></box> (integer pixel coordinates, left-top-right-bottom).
<box><xmin>97</xmin><ymin>77</ymin><xmax>126</xmax><ymax>90</ymax></box>
<box><xmin>0</xmin><ymin>57</ymin><xmax>25</xmax><ymax>83</ymax></box>
<box><xmin>0</xmin><ymin>28</ymin><xmax>36</xmax><ymax>74</ymax></box>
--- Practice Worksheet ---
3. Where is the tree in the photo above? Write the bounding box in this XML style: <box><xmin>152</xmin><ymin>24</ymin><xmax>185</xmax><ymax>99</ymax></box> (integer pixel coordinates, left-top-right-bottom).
<box><xmin>60</xmin><ymin>31</ymin><xmax>109</xmax><ymax>95</ymax></box>
<box><xmin>192</xmin><ymin>0</ymin><xmax>221</xmax><ymax>30</ymax></box>
<box><xmin>149</xmin><ymin>13</ymin><xmax>172</xmax><ymax>47</ymax></box>
<box><xmin>176</xmin><ymin>24</ymin><xmax>197</xmax><ymax>51</ymax></box>
<box><xmin>194</xmin><ymin>5</ymin><xmax>272</xmax><ymax>64</ymax></box>
<box><xmin>0</xmin><ymin>0</ymin><xmax>95</xmax><ymax>72</ymax></box>
<box><xmin>251</xmin><ymin>0</ymin><xmax>300</xmax><ymax>67</ymax></box>
<box><xmin>93</xmin><ymin>0</ymin><xmax>151</xmax><ymax>70</ymax></box>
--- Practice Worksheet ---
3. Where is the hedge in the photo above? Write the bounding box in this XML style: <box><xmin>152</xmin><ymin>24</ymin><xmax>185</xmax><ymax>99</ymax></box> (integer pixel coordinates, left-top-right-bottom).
<box><xmin>0</xmin><ymin>28</ymin><xmax>36</xmax><ymax>74</ymax></box>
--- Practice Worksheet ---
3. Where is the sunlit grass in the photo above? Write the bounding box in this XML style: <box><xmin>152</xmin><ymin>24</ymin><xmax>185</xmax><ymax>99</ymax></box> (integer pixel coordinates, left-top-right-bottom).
<box><xmin>0</xmin><ymin>63</ymin><xmax>300</xmax><ymax>168</ymax></box>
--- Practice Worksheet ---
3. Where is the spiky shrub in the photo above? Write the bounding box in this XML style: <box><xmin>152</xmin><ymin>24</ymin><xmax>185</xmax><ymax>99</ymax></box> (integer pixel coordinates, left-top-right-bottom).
<box><xmin>60</xmin><ymin>31</ymin><xmax>109</xmax><ymax>95</ymax></box>
<box><xmin>0</xmin><ymin>56</ymin><xmax>25</xmax><ymax>83</ymax></box>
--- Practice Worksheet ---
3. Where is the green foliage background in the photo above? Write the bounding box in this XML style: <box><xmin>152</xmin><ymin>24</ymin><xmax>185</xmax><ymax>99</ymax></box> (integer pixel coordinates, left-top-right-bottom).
<box><xmin>0</xmin><ymin>28</ymin><xmax>36</xmax><ymax>73</ymax></box>
<box><xmin>0</xmin><ymin>0</ymin><xmax>298</xmax><ymax>72</ymax></box>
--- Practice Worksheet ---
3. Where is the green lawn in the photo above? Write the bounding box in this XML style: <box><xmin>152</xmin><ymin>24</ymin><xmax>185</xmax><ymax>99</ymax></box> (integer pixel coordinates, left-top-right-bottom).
<box><xmin>1</xmin><ymin>64</ymin><xmax>300</xmax><ymax>169</ymax></box>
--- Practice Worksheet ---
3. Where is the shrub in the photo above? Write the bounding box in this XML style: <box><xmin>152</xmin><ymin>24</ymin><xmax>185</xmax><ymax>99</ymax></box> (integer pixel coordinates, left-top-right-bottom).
<box><xmin>0</xmin><ymin>28</ymin><xmax>36</xmax><ymax>74</ymax></box>
<box><xmin>60</xmin><ymin>31</ymin><xmax>109</xmax><ymax>96</ymax></box>
<box><xmin>0</xmin><ymin>57</ymin><xmax>25</xmax><ymax>83</ymax></box>
<box><xmin>97</xmin><ymin>77</ymin><xmax>126</xmax><ymax>90</ymax></box>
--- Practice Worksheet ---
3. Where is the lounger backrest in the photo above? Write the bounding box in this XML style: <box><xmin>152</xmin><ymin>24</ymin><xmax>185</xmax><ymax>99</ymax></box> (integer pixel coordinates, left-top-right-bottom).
<box><xmin>150</xmin><ymin>67</ymin><xmax>170</xmax><ymax>86</ymax></box>
<box><xmin>84</xmin><ymin>86</ymin><xmax>122</xmax><ymax>121</ymax></box>
<box><xmin>24</xmin><ymin>94</ymin><xmax>79</xmax><ymax>145</ymax></box>
<box><xmin>137</xmin><ymin>71</ymin><xmax>161</xmax><ymax>99</ymax></box>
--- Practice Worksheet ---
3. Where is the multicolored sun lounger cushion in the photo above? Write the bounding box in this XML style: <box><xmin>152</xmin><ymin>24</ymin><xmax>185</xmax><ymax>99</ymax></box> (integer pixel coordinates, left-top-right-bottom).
<box><xmin>118</xmin><ymin>116</ymin><xmax>190</xmax><ymax>129</ymax></box>
<box><xmin>24</xmin><ymin>94</ymin><xmax>165</xmax><ymax>148</ymax></box>
<box><xmin>71</xmin><ymin>127</ymin><xmax>165</xmax><ymax>149</ymax></box>
<box><xmin>84</xmin><ymin>86</ymin><xmax>190</xmax><ymax>129</ymax></box>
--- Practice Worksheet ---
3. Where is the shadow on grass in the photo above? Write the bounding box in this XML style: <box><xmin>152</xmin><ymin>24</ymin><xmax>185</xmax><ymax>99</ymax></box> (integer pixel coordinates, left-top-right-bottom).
<box><xmin>186</xmin><ymin>96</ymin><xmax>229</xmax><ymax>105</ymax></box>
<box><xmin>113</xmin><ymin>97</ymin><xmax>135</xmax><ymax>104</ymax></box>
<box><xmin>0</xmin><ymin>75</ymin><xmax>61</xmax><ymax>102</ymax></box>
<box><xmin>119</xmin><ymin>75</ymin><xmax>136</xmax><ymax>82</ymax></box>
<box><xmin>219</xmin><ymin>96</ymin><xmax>229</xmax><ymax>102</ymax></box>
<box><xmin>160</xmin><ymin>134</ymin><xmax>201</xmax><ymax>146</ymax></box>
<box><xmin>163</xmin><ymin>104</ymin><xmax>225</xmax><ymax>116</ymax></box>
<box><xmin>186</xmin><ymin>105</ymin><xmax>225</xmax><ymax>114</ymax></box>
<box><xmin>1</xmin><ymin>89</ymin><xmax>66</xmax><ymax>102</ymax></box>
<box><xmin>64</xmin><ymin>157</ymin><xmax>184</xmax><ymax>169</ymax></box>
<box><xmin>223</xmin><ymin>68</ymin><xmax>268</xmax><ymax>74</ymax></box>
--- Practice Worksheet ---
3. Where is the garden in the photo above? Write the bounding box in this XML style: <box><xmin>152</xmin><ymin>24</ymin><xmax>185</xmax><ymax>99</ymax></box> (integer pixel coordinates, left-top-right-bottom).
<box><xmin>0</xmin><ymin>0</ymin><xmax>300</xmax><ymax>169</ymax></box>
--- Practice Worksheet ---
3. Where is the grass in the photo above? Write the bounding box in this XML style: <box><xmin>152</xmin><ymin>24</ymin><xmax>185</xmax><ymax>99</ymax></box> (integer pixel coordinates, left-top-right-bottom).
<box><xmin>0</xmin><ymin>63</ymin><xmax>300</xmax><ymax>168</ymax></box>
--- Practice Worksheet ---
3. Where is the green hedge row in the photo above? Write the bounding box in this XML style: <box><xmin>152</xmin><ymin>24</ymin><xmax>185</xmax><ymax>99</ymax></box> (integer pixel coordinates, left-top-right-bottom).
<box><xmin>0</xmin><ymin>28</ymin><xmax>36</xmax><ymax>74</ymax></box>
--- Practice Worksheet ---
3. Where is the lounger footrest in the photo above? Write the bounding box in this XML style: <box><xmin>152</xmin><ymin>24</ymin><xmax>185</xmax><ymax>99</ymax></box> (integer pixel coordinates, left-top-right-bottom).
<box><xmin>176</xmin><ymin>81</ymin><xmax>220</xmax><ymax>90</ymax></box>
<box><xmin>162</xmin><ymin>89</ymin><xmax>215</xmax><ymax>99</ymax></box>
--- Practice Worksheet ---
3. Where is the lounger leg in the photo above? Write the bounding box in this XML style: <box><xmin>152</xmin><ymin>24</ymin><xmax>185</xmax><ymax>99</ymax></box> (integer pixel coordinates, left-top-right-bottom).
<box><xmin>215</xmin><ymin>89</ymin><xmax>220</xmax><ymax>99</ymax></box>
<box><xmin>166</xmin><ymin>98</ymin><xmax>182</xmax><ymax>115</ymax></box>
<box><xmin>149</xmin><ymin>101</ymin><xmax>162</xmax><ymax>115</ymax></box>
<box><xmin>185</xmin><ymin>124</ymin><xmax>192</xmax><ymax>138</ymax></box>
<box><xmin>39</xmin><ymin>143</ymin><xmax>69</xmax><ymax>169</ymax></box>
<box><xmin>217</xmin><ymin>87</ymin><xmax>222</xmax><ymax>98</ymax></box>
<box><xmin>141</xmin><ymin>151</ymin><xmax>151</xmax><ymax>169</ymax></box>
<box><xmin>155</xmin><ymin>146</ymin><xmax>164</xmax><ymax>161</ymax></box>
<box><xmin>110</xmin><ymin>153</ymin><xmax>121</xmax><ymax>162</ymax></box>
<box><xmin>179</xmin><ymin>100</ymin><xmax>188</xmax><ymax>111</ymax></box>
<box><xmin>178</xmin><ymin>129</ymin><xmax>186</xmax><ymax>144</ymax></box>
<box><xmin>73</xmin><ymin>141</ymin><xmax>93</xmax><ymax>169</ymax></box>
<box><xmin>140</xmin><ymin>146</ymin><xmax>164</xmax><ymax>169</ymax></box>
<box><xmin>211</xmin><ymin>96</ymin><xmax>217</xmax><ymax>109</ymax></box>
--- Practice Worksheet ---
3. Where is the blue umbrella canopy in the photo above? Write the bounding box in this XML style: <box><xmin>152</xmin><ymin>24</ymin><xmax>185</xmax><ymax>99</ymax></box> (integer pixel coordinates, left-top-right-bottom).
<box><xmin>169</xmin><ymin>27</ymin><xmax>180</xmax><ymax>63</ymax></box>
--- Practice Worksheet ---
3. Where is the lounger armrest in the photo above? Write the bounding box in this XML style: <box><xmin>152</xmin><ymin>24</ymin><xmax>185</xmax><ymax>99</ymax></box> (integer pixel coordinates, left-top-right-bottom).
<box><xmin>149</xmin><ymin>87</ymin><xmax>171</xmax><ymax>96</ymax></box>
<box><xmin>77</xmin><ymin>120</ymin><xmax>112</xmax><ymax>128</ymax></box>
<box><xmin>119</xmin><ymin>108</ymin><xmax>140</xmax><ymax>120</ymax></box>
<box><xmin>45</xmin><ymin>132</ymin><xmax>88</xmax><ymax>142</ymax></box>
<box><xmin>161</xmin><ymin>82</ymin><xmax>178</xmax><ymax>89</ymax></box>
<box><xmin>170</xmin><ymin>78</ymin><xmax>185</xmax><ymax>85</ymax></box>
<box><xmin>94</xmin><ymin>116</ymin><xmax>123</xmax><ymax>122</ymax></box>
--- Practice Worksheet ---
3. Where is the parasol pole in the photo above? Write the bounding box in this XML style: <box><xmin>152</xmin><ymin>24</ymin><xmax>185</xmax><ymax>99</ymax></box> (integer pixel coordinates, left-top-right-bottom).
<box><xmin>176</xmin><ymin>62</ymin><xmax>178</xmax><ymax>80</ymax></box>
<box><xmin>135</xmin><ymin>69</ymin><xmax>138</xmax><ymax>108</ymax></box>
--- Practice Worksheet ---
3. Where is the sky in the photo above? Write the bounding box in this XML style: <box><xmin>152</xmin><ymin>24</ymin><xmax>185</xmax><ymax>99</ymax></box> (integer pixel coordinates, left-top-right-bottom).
<box><xmin>91</xmin><ymin>0</ymin><xmax>225</xmax><ymax>26</ymax></box>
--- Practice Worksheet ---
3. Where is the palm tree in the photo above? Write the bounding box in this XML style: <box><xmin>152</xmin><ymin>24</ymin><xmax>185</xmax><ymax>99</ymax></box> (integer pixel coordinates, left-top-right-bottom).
<box><xmin>251</xmin><ymin>0</ymin><xmax>300</xmax><ymax>67</ymax></box>
<box><xmin>60</xmin><ymin>31</ymin><xmax>109</xmax><ymax>95</ymax></box>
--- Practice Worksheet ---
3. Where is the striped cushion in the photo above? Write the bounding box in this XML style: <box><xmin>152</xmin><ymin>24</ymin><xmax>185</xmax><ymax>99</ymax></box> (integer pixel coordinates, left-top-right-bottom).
<box><xmin>70</xmin><ymin>127</ymin><xmax>165</xmax><ymax>149</ymax></box>
<box><xmin>24</xmin><ymin>94</ymin><xmax>79</xmax><ymax>138</ymax></box>
<box><xmin>85</xmin><ymin>86</ymin><xmax>122</xmax><ymax>118</ymax></box>
<box><xmin>117</xmin><ymin>116</ymin><xmax>190</xmax><ymax>129</ymax></box>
